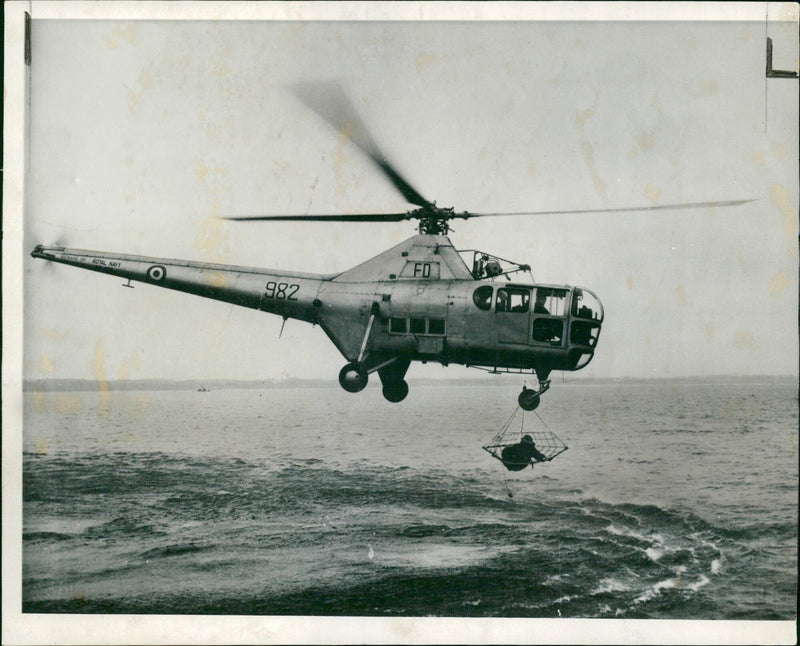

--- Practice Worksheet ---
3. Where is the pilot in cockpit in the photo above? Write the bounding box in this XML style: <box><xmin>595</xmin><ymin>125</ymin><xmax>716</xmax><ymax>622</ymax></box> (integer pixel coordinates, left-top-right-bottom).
<box><xmin>534</xmin><ymin>291</ymin><xmax>549</xmax><ymax>315</ymax></box>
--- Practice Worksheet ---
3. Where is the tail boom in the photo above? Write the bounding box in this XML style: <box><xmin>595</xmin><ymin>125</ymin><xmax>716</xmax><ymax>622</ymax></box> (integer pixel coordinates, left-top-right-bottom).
<box><xmin>31</xmin><ymin>245</ymin><xmax>331</xmax><ymax>323</ymax></box>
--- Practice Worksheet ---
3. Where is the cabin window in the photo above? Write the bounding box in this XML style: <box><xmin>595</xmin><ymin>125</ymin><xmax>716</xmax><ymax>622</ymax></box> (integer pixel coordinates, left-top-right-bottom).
<box><xmin>389</xmin><ymin>317</ymin><xmax>446</xmax><ymax>336</ymax></box>
<box><xmin>533</xmin><ymin>318</ymin><xmax>563</xmax><ymax>343</ymax></box>
<box><xmin>390</xmin><ymin>318</ymin><xmax>407</xmax><ymax>334</ymax></box>
<box><xmin>473</xmin><ymin>285</ymin><xmax>493</xmax><ymax>311</ymax></box>
<box><xmin>410</xmin><ymin>318</ymin><xmax>426</xmax><ymax>334</ymax></box>
<box><xmin>428</xmin><ymin>319</ymin><xmax>446</xmax><ymax>335</ymax></box>
<box><xmin>496</xmin><ymin>287</ymin><xmax>531</xmax><ymax>313</ymax></box>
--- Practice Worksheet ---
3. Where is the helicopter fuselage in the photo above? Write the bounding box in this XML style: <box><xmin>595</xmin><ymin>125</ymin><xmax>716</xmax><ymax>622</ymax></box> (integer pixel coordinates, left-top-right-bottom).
<box><xmin>31</xmin><ymin>233</ymin><xmax>603</xmax><ymax>404</ymax></box>
<box><xmin>325</xmin><ymin>277</ymin><xmax>603</xmax><ymax>375</ymax></box>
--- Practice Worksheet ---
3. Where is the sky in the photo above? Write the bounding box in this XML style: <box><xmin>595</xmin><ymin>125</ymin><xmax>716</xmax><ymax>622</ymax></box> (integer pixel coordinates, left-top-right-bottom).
<box><xmin>20</xmin><ymin>7</ymin><xmax>799</xmax><ymax>383</ymax></box>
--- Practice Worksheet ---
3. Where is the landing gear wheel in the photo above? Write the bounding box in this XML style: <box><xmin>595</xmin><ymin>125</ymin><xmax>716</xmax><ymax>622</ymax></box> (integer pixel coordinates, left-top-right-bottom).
<box><xmin>339</xmin><ymin>362</ymin><xmax>368</xmax><ymax>393</ymax></box>
<box><xmin>382</xmin><ymin>379</ymin><xmax>409</xmax><ymax>403</ymax></box>
<box><xmin>518</xmin><ymin>387</ymin><xmax>541</xmax><ymax>411</ymax></box>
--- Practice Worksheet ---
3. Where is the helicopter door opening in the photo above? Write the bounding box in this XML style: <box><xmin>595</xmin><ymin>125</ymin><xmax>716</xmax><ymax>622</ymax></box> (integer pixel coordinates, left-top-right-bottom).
<box><xmin>495</xmin><ymin>286</ymin><xmax>532</xmax><ymax>344</ymax></box>
<box><xmin>531</xmin><ymin>287</ymin><xmax>568</xmax><ymax>346</ymax></box>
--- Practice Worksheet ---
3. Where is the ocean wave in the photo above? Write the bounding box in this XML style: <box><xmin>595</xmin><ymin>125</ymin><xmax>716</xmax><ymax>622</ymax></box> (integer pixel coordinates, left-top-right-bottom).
<box><xmin>604</xmin><ymin>523</ymin><xmax>660</xmax><ymax>544</ymax></box>
<box><xmin>85</xmin><ymin>517</ymin><xmax>168</xmax><ymax>539</ymax></box>
<box><xmin>688</xmin><ymin>574</ymin><xmax>711</xmax><ymax>592</ymax></box>
<box><xmin>399</xmin><ymin>524</ymin><xmax>453</xmax><ymax>538</ymax></box>
<box><xmin>591</xmin><ymin>577</ymin><xmax>632</xmax><ymax>595</ymax></box>
<box><xmin>21</xmin><ymin>382</ymin><xmax>798</xmax><ymax>620</ymax></box>
<box><xmin>23</xmin><ymin>531</ymin><xmax>74</xmax><ymax>542</ymax></box>
<box><xmin>645</xmin><ymin>547</ymin><xmax>664</xmax><ymax>561</ymax></box>
<box><xmin>139</xmin><ymin>542</ymin><xmax>211</xmax><ymax>559</ymax></box>
<box><xmin>633</xmin><ymin>575</ymin><xmax>678</xmax><ymax>604</ymax></box>
<box><xmin>22</xmin><ymin>445</ymin><xmax>796</xmax><ymax>619</ymax></box>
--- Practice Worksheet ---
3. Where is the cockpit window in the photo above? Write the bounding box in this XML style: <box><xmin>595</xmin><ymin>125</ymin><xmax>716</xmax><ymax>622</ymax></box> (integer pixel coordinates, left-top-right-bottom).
<box><xmin>472</xmin><ymin>285</ymin><xmax>493</xmax><ymax>311</ymax></box>
<box><xmin>571</xmin><ymin>288</ymin><xmax>603</xmax><ymax>321</ymax></box>
<box><xmin>496</xmin><ymin>288</ymin><xmax>531</xmax><ymax>313</ymax></box>
<box><xmin>534</xmin><ymin>288</ymin><xmax>568</xmax><ymax>316</ymax></box>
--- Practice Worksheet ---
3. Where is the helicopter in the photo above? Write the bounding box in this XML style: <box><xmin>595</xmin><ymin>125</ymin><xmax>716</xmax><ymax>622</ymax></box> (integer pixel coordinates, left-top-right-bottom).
<box><xmin>31</xmin><ymin>84</ymin><xmax>751</xmax><ymax>409</ymax></box>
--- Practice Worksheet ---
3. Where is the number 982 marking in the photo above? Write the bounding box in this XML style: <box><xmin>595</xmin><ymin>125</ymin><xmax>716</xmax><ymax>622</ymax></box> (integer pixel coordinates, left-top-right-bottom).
<box><xmin>264</xmin><ymin>281</ymin><xmax>299</xmax><ymax>301</ymax></box>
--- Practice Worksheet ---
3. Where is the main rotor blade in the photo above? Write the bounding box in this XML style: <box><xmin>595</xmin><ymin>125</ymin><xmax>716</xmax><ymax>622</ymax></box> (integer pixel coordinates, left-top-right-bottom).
<box><xmin>291</xmin><ymin>82</ymin><xmax>430</xmax><ymax>208</ymax></box>
<box><xmin>223</xmin><ymin>213</ymin><xmax>413</xmax><ymax>223</ymax></box>
<box><xmin>461</xmin><ymin>199</ymin><xmax>755</xmax><ymax>219</ymax></box>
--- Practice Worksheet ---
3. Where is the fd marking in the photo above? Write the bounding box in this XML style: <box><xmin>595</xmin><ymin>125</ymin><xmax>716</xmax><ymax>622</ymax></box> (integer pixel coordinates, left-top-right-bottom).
<box><xmin>413</xmin><ymin>262</ymin><xmax>431</xmax><ymax>278</ymax></box>
<box><xmin>146</xmin><ymin>265</ymin><xmax>167</xmax><ymax>282</ymax></box>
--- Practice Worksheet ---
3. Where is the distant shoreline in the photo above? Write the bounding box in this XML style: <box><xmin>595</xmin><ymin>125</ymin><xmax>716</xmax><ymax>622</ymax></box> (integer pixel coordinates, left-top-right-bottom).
<box><xmin>22</xmin><ymin>375</ymin><xmax>798</xmax><ymax>392</ymax></box>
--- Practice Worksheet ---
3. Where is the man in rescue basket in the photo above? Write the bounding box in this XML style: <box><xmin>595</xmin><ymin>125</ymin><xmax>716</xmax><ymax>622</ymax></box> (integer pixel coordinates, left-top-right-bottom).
<box><xmin>500</xmin><ymin>434</ymin><xmax>548</xmax><ymax>471</ymax></box>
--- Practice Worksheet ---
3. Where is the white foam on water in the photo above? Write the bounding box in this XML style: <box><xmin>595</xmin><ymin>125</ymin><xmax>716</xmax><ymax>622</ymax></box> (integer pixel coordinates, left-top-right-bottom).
<box><xmin>26</xmin><ymin>517</ymin><xmax>104</xmax><ymax>536</ymax></box>
<box><xmin>634</xmin><ymin>576</ymin><xmax>676</xmax><ymax>604</ymax></box>
<box><xmin>645</xmin><ymin>547</ymin><xmax>664</xmax><ymax>561</ymax></box>
<box><xmin>605</xmin><ymin>523</ymin><xmax>670</xmax><ymax>563</ymax></box>
<box><xmin>591</xmin><ymin>577</ymin><xmax>631</xmax><ymax>595</ymax></box>
<box><xmin>698</xmin><ymin>537</ymin><xmax>723</xmax><ymax>554</ymax></box>
<box><xmin>605</xmin><ymin>523</ymin><xmax>665</xmax><ymax>547</ymax></box>
<box><xmin>710</xmin><ymin>558</ymin><xmax>723</xmax><ymax>574</ymax></box>
<box><xmin>689</xmin><ymin>574</ymin><xmax>711</xmax><ymax>592</ymax></box>
<box><xmin>375</xmin><ymin>543</ymin><xmax>497</xmax><ymax>569</ymax></box>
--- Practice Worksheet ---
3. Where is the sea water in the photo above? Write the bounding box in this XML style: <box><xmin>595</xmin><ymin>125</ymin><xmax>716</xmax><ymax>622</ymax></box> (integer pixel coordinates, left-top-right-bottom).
<box><xmin>21</xmin><ymin>380</ymin><xmax>797</xmax><ymax>618</ymax></box>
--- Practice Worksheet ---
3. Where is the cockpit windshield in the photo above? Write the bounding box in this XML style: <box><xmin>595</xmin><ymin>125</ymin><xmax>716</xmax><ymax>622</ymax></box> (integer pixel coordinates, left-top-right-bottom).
<box><xmin>571</xmin><ymin>287</ymin><xmax>604</xmax><ymax>322</ymax></box>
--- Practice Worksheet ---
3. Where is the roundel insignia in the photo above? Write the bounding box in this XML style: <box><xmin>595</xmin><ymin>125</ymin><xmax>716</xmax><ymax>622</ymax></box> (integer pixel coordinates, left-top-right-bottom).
<box><xmin>146</xmin><ymin>265</ymin><xmax>167</xmax><ymax>282</ymax></box>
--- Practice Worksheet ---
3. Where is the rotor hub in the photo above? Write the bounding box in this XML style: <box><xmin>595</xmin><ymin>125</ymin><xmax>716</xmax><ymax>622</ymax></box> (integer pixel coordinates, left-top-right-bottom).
<box><xmin>414</xmin><ymin>204</ymin><xmax>463</xmax><ymax>235</ymax></box>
